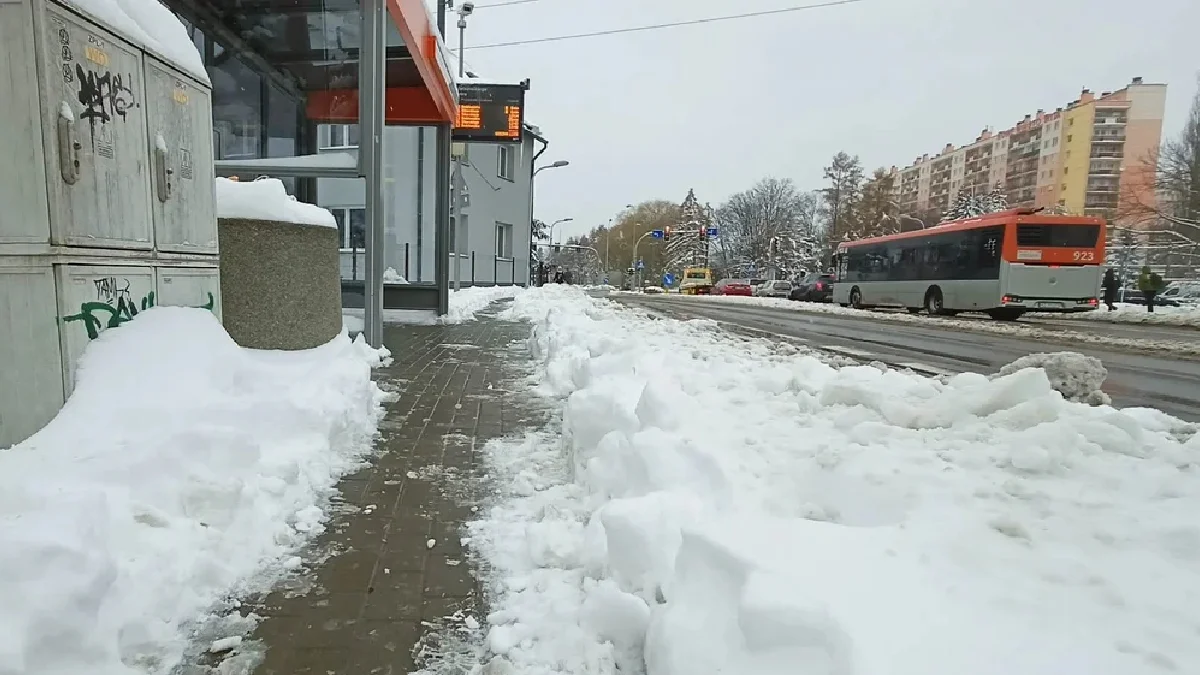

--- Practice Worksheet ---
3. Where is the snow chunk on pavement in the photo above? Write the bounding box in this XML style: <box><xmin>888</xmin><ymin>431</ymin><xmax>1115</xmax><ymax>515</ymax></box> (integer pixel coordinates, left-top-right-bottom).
<box><xmin>457</xmin><ymin>285</ymin><xmax>1200</xmax><ymax>675</ymax></box>
<box><xmin>0</xmin><ymin>307</ymin><xmax>387</xmax><ymax>674</ymax></box>
<box><xmin>215</xmin><ymin>177</ymin><xmax>337</xmax><ymax>227</ymax></box>
<box><xmin>441</xmin><ymin>286</ymin><xmax>523</xmax><ymax>324</ymax></box>
<box><xmin>998</xmin><ymin>351</ymin><xmax>1110</xmax><ymax>405</ymax></box>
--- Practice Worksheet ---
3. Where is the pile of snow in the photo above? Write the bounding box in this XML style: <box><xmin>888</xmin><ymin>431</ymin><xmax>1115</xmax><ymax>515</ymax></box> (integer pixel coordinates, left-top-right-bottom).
<box><xmin>383</xmin><ymin>267</ymin><xmax>409</xmax><ymax>284</ymax></box>
<box><xmin>441</xmin><ymin>285</ymin><xmax>524</xmax><ymax>324</ymax></box>
<box><xmin>65</xmin><ymin>0</ymin><xmax>208</xmax><ymax>83</ymax></box>
<box><xmin>997</xmin><ymin>351</ymin><xmax>1110</xmax><ymax>405</ymax></box>
<box><xmin>215</xmin><ymin>177</ymin><xmax>336</xmax><ymax>228</ymax></box>
<box><xmin>0</xmin><ymin>308</ymin><xmax>389</xmax><ymax>674</ymax></box>
<box><xmin>1062</xmin><ymin>303</ymin><xmax>1200</xmax><ymax>328</ymax></box>
<box><xmin>463</xmin><ymin>285</ymin><xmax>1200</xmax><ymax>675</ymax></box>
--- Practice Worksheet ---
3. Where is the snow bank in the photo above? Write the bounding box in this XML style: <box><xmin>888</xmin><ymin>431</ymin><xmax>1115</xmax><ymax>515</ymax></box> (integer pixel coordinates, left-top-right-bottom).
<box><xmin>0</xmin><ymin>308</ymin><xmax>389</xmax><ymax>675</ymax></box>
<box><xmin>997</xmin><ymin>351</ymin><xmax>1110</xmax><ymax>405</ymax></box>
<box><xmin>692</xmin><ymin>294</ymin><xmax>1200</xmax><ymax>356</ymax></box>
<box><xmin>441</xmin><ymin>286</ymin><xmax>524</xmax><ymax>324</ymax></box>
<box><xmin>466</xmin><ymin>285</ymin><xmax>1200</xmax><ymax>675</ymax></box>
<box><xmin>383</xmin><ymin>267</ymin><xmax>409</xmax><ymax>284</ymax></box>
<box><xmin>1062</xmin><ymin>303</ymin><xmax>1200</xmax><ymax>328</ymax></box>
<box><xmin>215</xmin><ymin>177</ymin><xmax>336</xmax><ymax>228</ymax></box>
<box><xmin>65</xmin><ymin>0</ymin><xmax>208</xmax><ymax>83</ymax></box>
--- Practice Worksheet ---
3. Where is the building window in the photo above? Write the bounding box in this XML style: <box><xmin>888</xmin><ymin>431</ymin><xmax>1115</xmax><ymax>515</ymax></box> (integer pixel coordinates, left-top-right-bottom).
<box><xmin>497</xmin><ymin>145</ymin><xmax>515</xmax><ymax>181</ymax></box>
<box><xmin>329</xmin><ymin>207</ymin><xmax>366</xmax><ymax>248</ymax></box>
<box><xmin>322</xmin><ymin>124</ymin><xmax>360</xmax><ymax>149</ymax></box>
<box><xmin>496</xmin><ymin>222</ymin><xmax>514</xmax><ymax>259</ymax></box>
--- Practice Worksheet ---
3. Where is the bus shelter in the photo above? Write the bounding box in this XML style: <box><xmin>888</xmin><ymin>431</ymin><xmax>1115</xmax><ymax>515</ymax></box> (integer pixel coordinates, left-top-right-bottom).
<box><xmin>192</xmin><ymin>0</ymin><xmax>459</xmax><ymax>346</ymax></box>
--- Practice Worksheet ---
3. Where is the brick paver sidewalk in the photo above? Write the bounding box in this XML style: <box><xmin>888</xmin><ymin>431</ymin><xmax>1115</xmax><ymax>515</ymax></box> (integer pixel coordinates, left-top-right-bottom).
<box><xmin>238</xmin><ymin>306</ymin><xmax>546</xmax><ymax>675</ymax></box>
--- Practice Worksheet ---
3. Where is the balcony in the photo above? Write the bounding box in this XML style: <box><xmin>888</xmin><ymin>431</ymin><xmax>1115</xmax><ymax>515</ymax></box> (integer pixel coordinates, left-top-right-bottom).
<box><xmin>1092</xmin><ymin>135</ymin><xmax>1126</xmax><ymax>143</ymax></box>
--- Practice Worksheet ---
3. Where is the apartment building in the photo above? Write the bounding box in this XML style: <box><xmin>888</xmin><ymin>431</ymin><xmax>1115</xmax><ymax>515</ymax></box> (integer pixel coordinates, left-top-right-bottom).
<box><xmin>895</xmin><ymin>77</ymin><xmax>1166</xmax><ymax>224</ymax></box>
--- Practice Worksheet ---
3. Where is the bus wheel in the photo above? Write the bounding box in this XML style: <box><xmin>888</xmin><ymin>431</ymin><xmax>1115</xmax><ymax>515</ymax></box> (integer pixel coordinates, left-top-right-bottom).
<box><xmin>849</xmin><ymin>287</ymin><xmax>864</xmax><ymax>309</ymax></box>
<box><xmin>924</xmin><ymin>288</ymin><xmax>945</xmax><ymax>315</ymax></box>
<box><xmin>988</xmin><ymin>309</ymin><xmax>1024</xmax><ymax>321</ymax></box>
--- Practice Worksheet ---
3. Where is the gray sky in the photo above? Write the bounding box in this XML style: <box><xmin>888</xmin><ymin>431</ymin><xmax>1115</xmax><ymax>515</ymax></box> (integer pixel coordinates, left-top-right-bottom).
<box><xmin>437</xmin><ymin>0</ymin><xmax>1198</xmax><ymax>241</ymax></box>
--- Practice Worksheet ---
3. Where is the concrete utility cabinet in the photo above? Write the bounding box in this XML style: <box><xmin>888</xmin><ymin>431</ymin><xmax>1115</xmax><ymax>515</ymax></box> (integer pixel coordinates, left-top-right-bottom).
<box><xmin>0</xmin><ymin>0</ymin><xmax>220</xmax><ymax>448</ymax></box>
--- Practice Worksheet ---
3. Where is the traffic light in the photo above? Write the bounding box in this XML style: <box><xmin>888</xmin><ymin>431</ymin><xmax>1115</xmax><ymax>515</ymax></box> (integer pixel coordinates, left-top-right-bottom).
<box><xmin>698</xmin><ymin>226</ymin><xmax>707</xmax><ymax>241</ymax></box>
<box><xmin>664</xmin><ymin>226</ymin><xmax>671</xmax><ymax>242</ymax></box>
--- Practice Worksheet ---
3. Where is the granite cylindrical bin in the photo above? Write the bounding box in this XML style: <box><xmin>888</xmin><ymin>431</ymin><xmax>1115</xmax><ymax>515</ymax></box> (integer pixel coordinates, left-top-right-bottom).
<box><xmin>218</xmin><ymin>217</ymin><xmax>343</xmax><ymax>350</ymax></box>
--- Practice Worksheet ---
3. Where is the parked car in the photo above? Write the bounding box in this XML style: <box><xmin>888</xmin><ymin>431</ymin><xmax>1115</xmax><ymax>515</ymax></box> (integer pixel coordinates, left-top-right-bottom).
<box><xmin>712</xmin><ymin>279</ymin><xmax>754</xmax><ymax>296</ymax></box>
<box><xmin>1161</xmin><ymin>282</ymin><xmax>1200</xmax><ymax>307</ymax></box>
<box><xmin>790</xmin><ymin>274</ymin><xmax>836</xmax><ymax>302</ymax></box>
<box><xmin>642</xmin><ymin>285</ymin><xmax>666</xmax><ymax>294</ymax></box>
<box><xmin>755</xmin><ymin>280</ymin><xmax>793</xmax><ymax>298</ymax></box>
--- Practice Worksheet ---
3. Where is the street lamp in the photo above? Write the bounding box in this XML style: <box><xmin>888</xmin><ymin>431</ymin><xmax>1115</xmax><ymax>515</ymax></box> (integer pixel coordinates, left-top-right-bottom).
<box><xmin>549</xmin><ymin>214</ymin><xmax>573</xmax><ymax>243</ymax></box>
<box><xmin>535</xmin><ymin>160</ymin><xmax>570</xmax><ymax>176</ymax></box>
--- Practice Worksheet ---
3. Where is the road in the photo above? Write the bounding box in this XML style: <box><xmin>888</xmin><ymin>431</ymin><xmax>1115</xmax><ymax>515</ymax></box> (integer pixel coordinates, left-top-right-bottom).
<box><xmin>615</xmin><ymin>294</ymin><xmax>1200</xmax><ymax>422</ymax></box>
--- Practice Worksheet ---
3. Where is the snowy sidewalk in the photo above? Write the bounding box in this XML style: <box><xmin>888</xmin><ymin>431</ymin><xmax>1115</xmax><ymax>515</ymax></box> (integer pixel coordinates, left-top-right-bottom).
<box><xmin>240</xmin><ymin>310</ymin><xmax>547</xmax><ymax>675</ymax></box>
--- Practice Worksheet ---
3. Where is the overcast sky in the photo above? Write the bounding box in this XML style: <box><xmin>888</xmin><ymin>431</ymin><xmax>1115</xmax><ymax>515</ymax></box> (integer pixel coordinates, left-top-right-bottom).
<box><xmin>433</xmin><ymin>0</ymin><xmax>1198</xmax><ymax>240</ymax></box>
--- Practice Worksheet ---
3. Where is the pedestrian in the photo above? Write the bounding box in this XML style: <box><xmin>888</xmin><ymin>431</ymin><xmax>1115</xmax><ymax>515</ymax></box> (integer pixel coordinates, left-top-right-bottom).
<box><xmin>1101</xmin><ymin>268</ymin><xmax>1119</xmax><ymax>311</ymax></box>
<box><xmin>1137</xmin><ymin>265</ymin><xmax>1166</xmax><ymax>312</ymax></box>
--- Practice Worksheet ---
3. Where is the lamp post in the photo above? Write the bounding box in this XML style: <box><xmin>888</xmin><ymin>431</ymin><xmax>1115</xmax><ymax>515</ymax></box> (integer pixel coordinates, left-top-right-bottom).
<box><xmin>528</xmin><ymin>160</ymin><xmax>569</xmax><ymax>286</ymax></box>
<box><xmin>535</xmin><ymin>160</ymin><xmax>569</xmax><ymax>177</ymax></box>
<box><xmin>547</xmin><ymin>217</ymin><xmax>572</xmax><ymax>245</ymax></box>
<box><xmin>450</xmin><ymin>3</ymin><xmax>474</xmax><ymax>291</ymax></box>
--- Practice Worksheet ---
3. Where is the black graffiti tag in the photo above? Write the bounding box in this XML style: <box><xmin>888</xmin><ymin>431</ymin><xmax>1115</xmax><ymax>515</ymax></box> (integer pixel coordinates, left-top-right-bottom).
<box><xmin>75</xmin><ymin>65</ymin><xmax>135</xmax><ymax>125</ymax></box>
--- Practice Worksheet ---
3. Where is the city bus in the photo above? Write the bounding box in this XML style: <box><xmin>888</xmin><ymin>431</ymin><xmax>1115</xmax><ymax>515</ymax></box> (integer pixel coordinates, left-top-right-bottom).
<box><xmin>831</xmin><ymin>208</ymin><xmax>1104</xmax><ymax>320</ymax></box>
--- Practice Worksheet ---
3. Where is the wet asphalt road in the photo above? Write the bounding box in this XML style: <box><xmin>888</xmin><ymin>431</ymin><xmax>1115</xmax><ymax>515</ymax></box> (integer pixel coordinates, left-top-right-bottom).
<box><xmin>614</xmin><ymin>294</ymin><xmax>1200</xmax><ymax>422</ymax></box>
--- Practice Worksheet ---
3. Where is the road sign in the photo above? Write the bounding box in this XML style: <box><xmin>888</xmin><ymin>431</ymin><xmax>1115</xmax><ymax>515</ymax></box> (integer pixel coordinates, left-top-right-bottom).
<box><xmin>636</xmin><ymin>259</ymin><xmax>645</xmax><ymax>271</ymax></box>
<box><xmin>651</xmin><ymin>230</ymin><xmax>664</xmax><ymax>239</ymax></box>
<box><xmin>707</xmin><ymin>227</ymin><xmax>719</xmax><ymax>237</ymax></box>
<box><xmin>663</xmin><ymin>272</ymin><xmax>675</xmax><ymax>286</ymax></box>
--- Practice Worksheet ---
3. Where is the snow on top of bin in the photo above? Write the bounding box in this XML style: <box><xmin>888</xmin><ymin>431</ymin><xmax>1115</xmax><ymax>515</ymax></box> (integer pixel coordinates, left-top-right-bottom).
<box><xmin>66</xmin><ymin>0</ymin><xmax>209</xmax><ymax>84</ymax></box>
<box><xmin>216</xmin><ymin>177</ymin><xmax>337</xmax><ymax>228</ymax></box>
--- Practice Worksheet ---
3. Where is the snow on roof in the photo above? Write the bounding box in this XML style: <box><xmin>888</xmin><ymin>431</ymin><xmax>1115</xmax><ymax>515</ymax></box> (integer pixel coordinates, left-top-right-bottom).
<box><xmin>64</xmin><ymin>0</ymin><xmax>208</xmax><ymax>84</ymax></box>
<box><xmin>215</xmin><ymin>177</ymin><xmax>337</xmax><ymax>228</ymax></box>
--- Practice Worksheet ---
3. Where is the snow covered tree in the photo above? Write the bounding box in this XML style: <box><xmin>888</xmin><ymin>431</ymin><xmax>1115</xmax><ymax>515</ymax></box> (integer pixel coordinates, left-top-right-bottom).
<box><xmin>714</xmin><ymin>178</ymin><xmax>822</xmax><ymax>278</ymax></box>
<box><xmin>856</xmin><ymin>167</ymin><xmax>900</xmax><ymax>238</ymax></box>
<box><xmin>942</xmin><ymin>185</ymin><xmax>1011</xmax><ymax>222</ymax></box>
<box><xmin>983</xmin><ymin>184</ymin><xmax>1008</xmax><ymax>212</ymax></box>
<box><xmin>664</xmin><ymin>189</ymin><xmax>715</xmax><ymax>274</ymax></box>
<box><xmin>821</xmin><ymin>152</ymin><xmax>865</xmax><ymax>244</ymax></box>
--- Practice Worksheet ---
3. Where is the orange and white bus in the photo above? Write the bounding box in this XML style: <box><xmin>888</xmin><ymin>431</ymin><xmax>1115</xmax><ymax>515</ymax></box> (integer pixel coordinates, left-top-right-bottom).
<box><xmin>831</xmin><ymin>208</ymin><xmax>1104</xmax><ymax>320</ymax></box>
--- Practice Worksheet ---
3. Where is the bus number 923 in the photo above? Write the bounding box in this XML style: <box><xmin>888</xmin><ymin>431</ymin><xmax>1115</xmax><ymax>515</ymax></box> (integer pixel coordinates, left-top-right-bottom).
<box><xmin>831</xmin><ymin>208</ymin><xmax>1105</xmax><ymax>321</ymax></box>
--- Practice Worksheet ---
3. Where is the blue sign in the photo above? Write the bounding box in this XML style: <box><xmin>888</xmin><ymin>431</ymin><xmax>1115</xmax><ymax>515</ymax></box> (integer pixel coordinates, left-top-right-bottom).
<box><xmin>663</xmin><ymin>272</ymin><xmax>675</xmax><ymax>286</ymax></box>
<box><xmin>706</xmin><ymin>227</ymin><xmax>719</xmax><ymax>237</ymax></box>
<box><xmin>636</xmin><ymin>259</ymin><xmax>645</xmax><ymax>271</ymax></box>
<box><xmin>651</xmin><ymin>230</ymin><xmax>664</xmax><ymax>239</ymax></box>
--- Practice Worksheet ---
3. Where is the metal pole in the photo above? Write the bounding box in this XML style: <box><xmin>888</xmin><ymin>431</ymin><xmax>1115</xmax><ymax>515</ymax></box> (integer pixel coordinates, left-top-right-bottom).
<box><xmin>458</xmin><ymin>21</ymin><xmax>466</xmax><ymax>78</ymax></box>
<box><xmin>435</xmin><ymin>125</ymin><xmax>451</xmax><ymax>315</ymax></box>
<box><xmin>452</xmin><ymin>152</ymin><xmax>463</xmax><ymax>291</ymax></box>
<box><xmin>361</xmin><ymin>0</ymin><xmax>386</xmax><ymax>346</ymax></box>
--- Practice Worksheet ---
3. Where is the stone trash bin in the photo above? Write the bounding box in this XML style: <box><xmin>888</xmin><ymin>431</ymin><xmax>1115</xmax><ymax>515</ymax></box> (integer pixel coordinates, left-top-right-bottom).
<box><xmin>215</xmin><ymin>178</ymin><xmax>343</xmax><ymax>351</ymax></box>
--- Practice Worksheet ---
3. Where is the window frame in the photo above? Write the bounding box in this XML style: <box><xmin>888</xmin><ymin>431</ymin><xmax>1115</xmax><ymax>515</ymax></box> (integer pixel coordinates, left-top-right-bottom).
<box><xmin>495</xmin><ymin>221</ymin><xmax>514</xmax><ymax>259</ymax></box>
<box><xmin>328</xmin><ymin>206</ymin><xmax>367</xmax><ymax>249</ymax></box>
<box><xmin>322</xmin><ymin>124</ymin><xmax>360</xmax><ymax>150</ymax></box>
<box><xmin>497</xmin><ymin>144</ymin><xmax>516</xmax><ymax>181</ymax></box>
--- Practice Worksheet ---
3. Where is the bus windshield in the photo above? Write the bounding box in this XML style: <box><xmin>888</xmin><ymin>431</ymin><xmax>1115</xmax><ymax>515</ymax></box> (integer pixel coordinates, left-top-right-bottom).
<box><xmin>685</xmin><ymin>271</ymin><xmax>708</xmax><ymax>279</ymax></box>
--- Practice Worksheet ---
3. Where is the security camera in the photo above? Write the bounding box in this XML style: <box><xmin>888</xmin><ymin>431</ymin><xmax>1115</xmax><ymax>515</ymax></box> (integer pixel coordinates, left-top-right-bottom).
<box><xmin>459</xmin><ymin>1</ymin><xmax>474</xmax><ymax>15</ymax></box>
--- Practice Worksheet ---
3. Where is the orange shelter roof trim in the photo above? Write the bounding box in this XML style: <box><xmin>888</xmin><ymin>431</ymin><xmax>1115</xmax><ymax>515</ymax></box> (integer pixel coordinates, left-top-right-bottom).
<box><xmin>387</xmin><ymin>0</ymin><xmax>458</xmax><ymax>123</ymax></box>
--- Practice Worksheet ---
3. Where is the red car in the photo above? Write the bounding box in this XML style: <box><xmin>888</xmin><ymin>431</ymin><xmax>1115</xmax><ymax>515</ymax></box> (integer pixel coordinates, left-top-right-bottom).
<box><xmin>712</xmin><ymin>279</ymin><xmax>754</xmax><ymax>296</ymax></box>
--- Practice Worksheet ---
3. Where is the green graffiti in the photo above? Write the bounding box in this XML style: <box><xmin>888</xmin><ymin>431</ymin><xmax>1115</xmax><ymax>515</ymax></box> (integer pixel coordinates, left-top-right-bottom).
<box><xmin>62</xmin><ymin>282</ymin><xmax>217</xmax><ymax>340</ymax></box>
